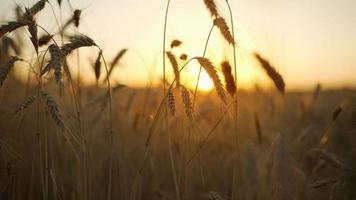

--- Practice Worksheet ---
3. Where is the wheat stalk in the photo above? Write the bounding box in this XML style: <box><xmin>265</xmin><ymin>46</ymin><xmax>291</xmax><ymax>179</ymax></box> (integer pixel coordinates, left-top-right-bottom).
<box><xmin>105</xmin><ymin>48</ymin><xmax>127</xmax><ymax>81</ymax></box>
<box><xmin>27</xmin><ymin>0</ymin><xmax>48</xmax><ymax>17</ymax></box>
<box><xmin>221</xmin><ymin>61</ymin><xmax>236</xmax><ymax>97</ymax></box>
<box><xmin>181</xmin><ymin>86</ymin><xmax>193</xmax><ymax>119</ymax></box>
<box><xmin>0</xmin><ymin>56</ymin><xmax>22</xmax><ymax>87</ymax></box>
<box><xmin>254</xmin><ymin>53</ymin><xmax>285</xmax><ymax>95</ymax></box>
<box><xmin>61</xmin><ymin>35</ymin><xmax>96</xmax><ymax>56</ymax></box>
<box><xmin>203</xmin><ymin>0</ymin><xmax>219</xmax><ymax>17</ymax></box>
<box><xmin>213</xmin><ymin>17</ymin><xmax>235</xmax><ymax>45</ymax></box>
<box><xmin>197</xmin><ymin>57</ymin><xmax>226</xmax><ymax>103</ymax></box>
<box><xmin>26</xmin><ymin>13</ymin><xmax>39</xmax><ymax>53</ymax></box>
<box><xmin>93</xmin><ymin>50</ymin><xmax>102</xmax><ymax>81</ymax></box>
<box><xmin>0</xmin><ymin>21</ymin><xmax>28</xmax><ymax>38</ymax></box>
<box><xmin>167</xmin><ymin>88</ymin><xmax>176</xmax><ymax>116</ymax></box>
<box><xmin>170</xmin><ymin>39</ymin><xmax>182</xmax><ymax>48</ymax></box>
<box><xmin>73</xmin><ymin>9</ymin><xmax>82</xmax><ymax>27</ymax></box>
<box><xmin>166</xmin><ymin>51</ymin><xmax>180</xmax><ymax>87</ymax></box>
<box><xmin>40</xmin><ymin>91</ymin><xmax>65</xmax><ymax>130</ymax></box>
<box><xmin>42</xmin><ymin>44</ymin><xmax>62</xmax><ymax>83</ymax></box>
<box><xmin>180</xmin><ymin>53</ymin><xmax>188</xmax><ymax>61</ymax></box>
<box><xmin>15</xmin><ymin>95</ymin><xmax>37</xmax><ymax>114</ymax></box>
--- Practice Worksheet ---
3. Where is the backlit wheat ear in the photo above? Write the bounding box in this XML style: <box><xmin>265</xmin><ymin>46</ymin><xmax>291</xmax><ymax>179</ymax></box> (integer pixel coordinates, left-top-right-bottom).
<box><xmin>26</xmin><ymin>13</ymin><xmax>39</xmax><ymax>53</ymax></box>
<box><xmin>221</xmin><ymin>61</ymin><xmax>236</xmax><ymax>97</ymax></box>
<box><xmin>180</xmin><ymin>53</ymin><xmax>188</xmax><ymax>61</ymax></box>
<box><xmin>42</xmin><ymin>44</ymin><xmax>62</xmax><ymax>83</ymax></box>
<box><xmin>111</xmin><ymin>48</ymin><xmax>127</xmax><ymax>67</ymax></box>
<box><xmin>213</xmin><ymin>17</ymin><xmax>235</xmax><ymax>45</ymax></box>
<box><xmin>38</xmin><ymin>34</ymin><xmax>53</xmax><ymax>47</ymax></box>
<box><xmin>181</xmin><ymin>86</ymin><xmax>193</xmax><ymax>119</ymax></box>
<box><xmin>170</xmin><ymin>39</ymin><xmax>182</xmax><ymax>49</ymax></box>
<box><xmin>254</xmin><ymin>53</ymin><xmax>285</xmax><ymax>95</ymax></box>
<box><xmin>40</xmin><ymin>91</ymin><xmax>65</xmax><ymax>130</ymax></box>
<box><xmin>166</xmin><ymin>51</ymin><xmax>180</xmax><ymax>87</ymax></box>
<box><xmin>93</xmin><ymin>50</ymin><xmax>102</xmax><ymax>81</ymax></box>
<box><xmin>0</xmin><ymin>56</ymin><xmax>22</xmax><ymax>87</ymax></box>
<box><xmin>0</xmin><ymin>21</ymin><xmax>28</xmax><ymax>38</ymax></box>
<box><xmin>61</xmin><ymin>35</ymin><xmax>96</xmax><ymax>56</ymax></box>
<box><xmin>15</xmin><ymin>95</ymin><xmax>37</xmax><ymax>114</ymax></box>
<box><xmin>332</xmin><ymin>106</ymin><xmax>342</xmax><ymax>121</ymax></box>
<box><xmin>73</xmin><ymin>9</ymin><xmax>82</xmax><ymax>27</ymax></box>
<box><xmin>27</xmin><ymin>0</ymin><xmax>48</xmax><ymax>17</ymax></box>
<box><xmin>197</xmin><ymin>57</ymin><xmax>226</xmax><ymax>103</ymax></box>
<box><xmin>203</xmin><ymin>0</ymin><xmax>219</xmax><ymax>17</ymax></box>
<box><xmin>106</xmin><ymin>48</ymin><xmax>127</xmax><ymax>80</ymax></box>
<box><xmin>167</xmin><ymin>89</ymin><xmax>176</xmax><ymax>116</ymax></box>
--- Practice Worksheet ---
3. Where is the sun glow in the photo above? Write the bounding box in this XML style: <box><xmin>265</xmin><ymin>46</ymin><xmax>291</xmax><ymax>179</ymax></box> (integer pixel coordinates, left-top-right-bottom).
<box><xmin>184</xmin><ymin>66</ymin><xmax>214</xmax><ymax>92</ymax></box>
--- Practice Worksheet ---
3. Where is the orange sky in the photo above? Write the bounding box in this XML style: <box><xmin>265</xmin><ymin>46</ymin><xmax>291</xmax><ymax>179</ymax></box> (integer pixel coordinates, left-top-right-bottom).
<box><xmin>1</xmin><ymin>0</ymin><xmax>356</xmax><ymax>90</ymax></box>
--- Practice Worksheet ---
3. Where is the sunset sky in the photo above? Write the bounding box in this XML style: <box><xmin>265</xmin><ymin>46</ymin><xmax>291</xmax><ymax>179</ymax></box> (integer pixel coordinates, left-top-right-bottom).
<box><xmin>1</xmin><ymin>0</ymin><xmax>356</xmax><ymax>90</ymax></box>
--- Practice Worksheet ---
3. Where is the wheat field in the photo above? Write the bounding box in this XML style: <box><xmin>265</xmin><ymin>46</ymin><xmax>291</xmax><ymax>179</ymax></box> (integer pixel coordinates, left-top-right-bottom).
<box><xmin>0</xmin><ymin>0</ymin><xmax>355</xmax><ymax>200</ymax></box>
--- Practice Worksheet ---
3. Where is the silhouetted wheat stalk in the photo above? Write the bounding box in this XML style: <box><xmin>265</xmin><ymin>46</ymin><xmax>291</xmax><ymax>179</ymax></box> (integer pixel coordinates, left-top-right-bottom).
<box><xmin>181</xmin><ymin>86</ymin><xmax>193</xmax><ymax>119</ymax></box>
<box><xmin>254</xmin><ymin>53</ymin><xmax>285</xmax><ymax>95</ymax></box>
<box><xmin>197</xmin><ymin>57</ymin><xmax>226</xmax><ymax>103</ymax></box>
<box><xmin>203</xmin><ymin>0</ymin><xmax>219</xmax><ymax>17</ymax></box>
<box><xmin>40</xmin><ymin>91</ymin><xmax>65</xmax><ymax>130</ymax></box>
<box><xmin>170</xmin><ymin>39</ymin><xmax>182</xmax><ymax>49</ymax></box>
<box><xmin>221</xmin><ymin>61</ymin><xmax>236</xmax><ymax>97</ymax></box>
<box><xmin>214</xmin><ymin>17</ymin><xmax>235</xmax><ymax>45</ymax></box>
<box><xmin>93</xmin><ymin>50</ymin><xmax>102</xmax><ymax>81</ymax></box>
<box><xmin>15</xmin><ymin>95</ymin><xmax>37</xmax><ymax>114</ymax></box>
<box><xmin>106</xmin><ymin>48</ymin><xmax>127</xmax><ymax>81</ymax></box>
<box><xmin>61</xmin><ymin>35</ymin><xmax>96</xmax><ymax>56</ymax></box>
<box><xmin>167</xmin><ymin>88</ymin><xmax>176</xmax><ymax>116</ymax></box>
<box><xmin>0</xmin><ymin>56</ymin><xmax>22</xmax><ymax>87</ymax></box>
<box><xmin>166</xmin><ymin>51</ymin><xmax>180</xmax><ymax>87</ymax></box>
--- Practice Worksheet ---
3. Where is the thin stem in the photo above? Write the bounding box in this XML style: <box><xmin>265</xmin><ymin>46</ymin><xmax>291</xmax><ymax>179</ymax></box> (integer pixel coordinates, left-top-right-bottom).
<box><xmin>225</xmin><ymin>1</ymin><xmax>241</xmax><ymax>199</ymax></box>
<box><xmin>98</xmin><ymin>48</ymin><xmax>114</xmax><ymax>200</ymax></box>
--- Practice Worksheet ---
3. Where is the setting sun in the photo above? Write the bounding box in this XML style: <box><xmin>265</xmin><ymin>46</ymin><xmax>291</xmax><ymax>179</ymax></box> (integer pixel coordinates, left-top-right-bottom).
<box><xmin>184</xmin><ymin>65</ymin><xmax>214</xmax><ymax>92</ymax></box>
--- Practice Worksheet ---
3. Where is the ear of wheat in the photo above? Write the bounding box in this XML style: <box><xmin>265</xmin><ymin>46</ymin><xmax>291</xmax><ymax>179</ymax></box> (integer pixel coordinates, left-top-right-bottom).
<box><xmin>197</xmin><ymin>57</ymin><xmax>226</xmax><ymax>103</ymax></box>
<box><xmin>61</xmin><ymin>35</ymin><xmax>96</xmax><ymax>56</ymax></box>
<box><xmin>40</xmin><ymin>91</ymin><xmax>65</xmax><ymax>130</ymax></box>
<box><xmin>106</xmin><ymin>48</ymin><xmax>127</xmax><ymax>80</ymax></box>
<box><xmin>93</xmin><ymin>50</ymin><xmax>102</xmax><ymax>81</ymax></box>
<box><xmin>111</xmin><ymin>48</ymin><xmax>127</xmax><ymax>67</ymax></box>
<box><xmin>180</xmin><ymin>53</ymin><xmax>188</xmax><ymax>61</ymax></box>
<box><xmin>42</xmin><ymin>44</ymin><xmax>62</xmax><ymax>83</ymax></box>
<box><xmin>166</xmin><ymin>51</ymin><xmax>180</xmax><ymax>87</ymax></box>
<box><xmin>221</xmin><ymin>61</ymin><xmax>236</xmax><ymax>97</ymax></box>
<box><xmin>0</xmin><ymin>21</ymin><xmax>28</xmax><ymax>38</ymax></box>
<box><xmin>332</xmin><ymin>106</ymin><xmax>342</xmax><ymax>121</ymax></box>
<box><xmin>27</xmin><ymin>0</ymin><xmax>48</xmax><ymax>17</ymax></box>
<box><xmin>15</xmin><ymin>95</ymin><xmax>37</xmax><ymax>114</ymax></box>
<box><xmin>203</xmin><ymin>0</ymin><xmax>219</xmax><ymax>17</ymax></box>
<box><xmin>167</xmin><ymin>89</ymin><xmax>176</xmax><ymax>116</ymax></box>
<box><xmin>254</xmin><ymin>53</ymin><xmax>285</xmax><ymax>95</ymax></box>
<box><xmin>73</xmin><ymin>9</ymin><xmax>82</xmax><ymax>27</ymax></box>
<box><xmin>213</xmin><ymin>17</ymin><xmax>235</xmax><ymax>45</ymax></box>
<box><xmin>181</xmin><ymin>86</ymin><xmax>193</xmax><ymax>119</ymax></box>
<box><xmin>0</xmin><ymin>56</ymin><xmax>22</xmax><ymax>87</ymax></box>
<box><xmin>170</xmin><ymin>39</ymin><xmax>182</xmax><ymax>49</ymax></box>
<box><xmin>25</xmin><ymin>13</ymin><xmax>39</xmax><ymax>54</ymax></box>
